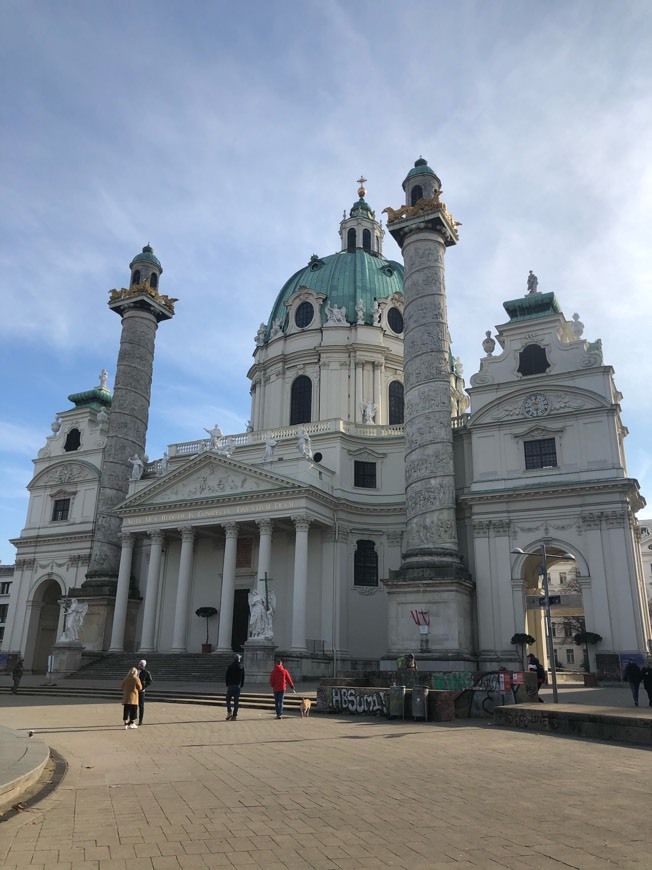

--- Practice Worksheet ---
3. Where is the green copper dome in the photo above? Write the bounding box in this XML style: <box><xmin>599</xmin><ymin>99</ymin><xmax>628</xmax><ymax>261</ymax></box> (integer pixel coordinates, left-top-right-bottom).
<box><xmin>267</xmin><ymin>250</ymin><xmax>404</xmax><ymax>329</ymax></box>
<box><xmin>402</xmin><ymin>157</ymin><xmax>441</xmax><ymax>189</ymax></box>
<box><xmin>130</xmin><ymin>244</ymin><xmax>162</xmax><ymax>269</ymax></box>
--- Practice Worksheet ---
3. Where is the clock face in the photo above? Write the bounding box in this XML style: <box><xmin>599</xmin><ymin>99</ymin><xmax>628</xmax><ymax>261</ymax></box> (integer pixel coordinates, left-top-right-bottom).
<box><xmin>524</xmin><ymin>394</ymin><xmax>549</xmax><ymax>418</ymax></box>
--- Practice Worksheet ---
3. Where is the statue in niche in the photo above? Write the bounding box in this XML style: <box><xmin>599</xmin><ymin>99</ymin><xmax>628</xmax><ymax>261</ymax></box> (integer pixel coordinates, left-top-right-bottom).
<box><xmin>372</xmin><ymin>300</ymin><xmax>381</xmax><ymax>325</ymax></box>
<box><xmin>204</xmin><ymin>424</ymin><xmax>223</xmax><ymax>450</ymax></box>
<box><xmin>360</xmin><ymin>401</ymin><xmax>377</xmax><ymax>424</ymax></box>
<box><xmin>264</xmin><ymin>436</ymin><xmax>278</xmax><ymax>461</ymax></box>
<box><xmin>527</xmin><ymin>270</ymin><xmax>539</xmax><ymax>295</ymax></box>
<box><xmin>297</xmin><ymin>427</ymin><xmax>313</xmax><ymax>460</ymax></box>
<box><xmin>58</xmin><ymin>598</ymin><xmax>88</xmax><ymax>642</ymax></box>
<box><xmin>128</xmin><ymin>454</ymin><xmax>144</xmax><ymax>480</ymax></box>
<box><xmin>254</xmin><ymin>323</ymin><xmax>266</xmax><ymax>346</ymax></box>
<box><xmin>248</xmin><ymin>588</ymin><xmax>276</xmax><ymax>640</ymax></box>
<box><xmin>355</xmin><ymin>299</ymin><xmax>365</xmax><ymax>324</ymax></box>
<box><xmin>571</xmin><ymin>313</ymin><xmax>584</xmax><ymax>338</ymax></box>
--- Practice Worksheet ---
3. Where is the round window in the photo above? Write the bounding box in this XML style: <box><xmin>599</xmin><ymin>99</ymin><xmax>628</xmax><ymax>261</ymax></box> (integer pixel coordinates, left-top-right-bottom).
<box><xmin>295</xmin><ymin>301</ymin><xmax>314</xmax><ymax>328</ymax></box>
<box><xmin>387</xmin><ymin>307</ymin><xmax>404</xmax><ymax>334</ymax></box>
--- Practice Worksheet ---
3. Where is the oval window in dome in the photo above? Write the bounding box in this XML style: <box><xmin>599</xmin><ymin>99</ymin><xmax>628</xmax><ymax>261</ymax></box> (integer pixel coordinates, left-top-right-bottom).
<box><xmin>295</xmin><ymin>301</ymin><xmax>314</xmax><ymax>329</ymax></box>
<box><xmin>387</xmin><ymin>307</ymin><xmax>404</xmax><ymax>334</ymax></box>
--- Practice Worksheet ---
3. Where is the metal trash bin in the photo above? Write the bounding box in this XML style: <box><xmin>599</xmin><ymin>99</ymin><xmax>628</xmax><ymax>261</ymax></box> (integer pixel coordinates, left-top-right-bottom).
<box><xmin>388</xmin><ymin>685</ymin><xmax>406</xmax><ymax>719</ymax></box>
<box><xmin>411</xmin><ymin>685</ymin><xmax>429</xmax><ymax>720</ymax></box>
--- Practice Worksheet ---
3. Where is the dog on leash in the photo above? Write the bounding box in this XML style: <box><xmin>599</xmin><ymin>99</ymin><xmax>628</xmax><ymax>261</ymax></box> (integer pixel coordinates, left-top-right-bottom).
<box><xmin>300</xmin><ymin>698</ymin><xmax>312</xmax><ymax>718</ymax></box>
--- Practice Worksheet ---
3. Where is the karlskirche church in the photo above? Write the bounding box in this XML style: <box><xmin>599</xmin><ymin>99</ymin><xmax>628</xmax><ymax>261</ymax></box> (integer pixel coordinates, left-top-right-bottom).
<box><xmin>3</xmin><ymin>159</ymin><xmax>650</xmax><ymax>680</ymax></box>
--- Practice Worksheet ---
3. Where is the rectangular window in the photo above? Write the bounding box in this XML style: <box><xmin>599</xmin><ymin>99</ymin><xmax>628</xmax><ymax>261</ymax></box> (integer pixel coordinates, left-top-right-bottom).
<box><xmin>0</xmin><ymin>582</ymin><xmax>10</xmax><ymax>595</ymax></box>
<box><xmin>354</xmin><ymin>539</ymin><xmax>378</xmax><ymax>587</ymax></box>
<box><xmin>354</xmin><ymin>461</ymin><xmax>377</xmax><ymax>488</ymax></box>
<box><xmin>0</xmin><ymin>627</ymin><xmax>4</xmax><ymax>644</ymax></box>
<box><xmin>559</xmin><ymin>572</ymin><xmax>567</xmax><ymax>585</ymax></box>
<box><xmin>524</xmin><ymin>438</ymin><xmax>557</xmax><ymax>470</ymax></box>
<box><xmin>552</xmin><ymin>623</ymin><xmax>557</xmax><ymax>637</ymax></box>
<box><xmin>52</xmin><ymin>498</ymin><xmax>70</xmax><ymax>521</ymax></box>
<box><xmin>564</xmin><ymin>624</ymin><xmax>573</xmax><ymax>638</ymax></box>
<box><xmin>566</xmin><ymin>648</ymin><xmax>575</xmax><ymax>664</ymax></box>
<box><xmin>0</xmin><ymin>604</ymin><xmax>7</xmax><ymax>622</ymax></box>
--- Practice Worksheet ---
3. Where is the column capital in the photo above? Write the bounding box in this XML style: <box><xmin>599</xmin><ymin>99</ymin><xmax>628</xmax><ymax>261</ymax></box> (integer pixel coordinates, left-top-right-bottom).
<box><xmin>120</xmin><ymin>531</ymin><xmax>135</xmax><ymax>547</ymax></box>
<box><xmin>222</xmin><ymin>521</ymin><xmax>239</xmax><ymax>539</ymax></box>
<box><xmin>178</xmin><ymin>526</ymin><xmax>196</xmax><ymax>543</ymax></box>
<box><xmin>256</xmin><ymin>518</ymin><xmax>273</xmax><ymax>536</ymax></box>
<box><xmin>291</xmin><ymin>514</ymin><xmax>312</xmax><ymax>533</ymax></box>
<box><xmin>148</xmin><ymin>529</ymin><xmax>165</xmax><ymax>546</ymax></box>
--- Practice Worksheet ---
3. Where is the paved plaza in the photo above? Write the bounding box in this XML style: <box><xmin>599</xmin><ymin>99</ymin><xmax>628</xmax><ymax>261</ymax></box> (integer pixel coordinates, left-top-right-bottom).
<box><xmin>0</xmin><ymin>690</ymin><xmax>651</xmax><ymax>870</ymax></box>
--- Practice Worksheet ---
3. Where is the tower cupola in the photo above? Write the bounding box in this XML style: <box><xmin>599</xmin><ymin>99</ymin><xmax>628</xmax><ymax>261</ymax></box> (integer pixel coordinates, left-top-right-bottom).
<box><xmin>129</xmin><ymin>244</ymin><xmax>163</xmax><ymax>291</ymax></box>
<box><xmin>339</xmin><ymin>177</ymin><xmax>385</xmax><ymax>255</ymax></box>
<box><xmin>402</xmin><ymin>157</ymin><xmax>442</xmax><ymax>206</ymax></box>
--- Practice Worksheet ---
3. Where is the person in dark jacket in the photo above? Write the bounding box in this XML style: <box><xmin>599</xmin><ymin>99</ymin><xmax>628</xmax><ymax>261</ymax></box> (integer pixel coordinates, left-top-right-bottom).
<box><xmin>641</xmin><ymin>660</ymin><xmax>652</xmax><ymax>707</ymax></box>
<box><xmin>623</xmin><ymin>659</ymin><xmax>642</xmax><ymax>706</ymax></box>
<box><xmin>136</xmin><ymin>659</ymin><xmax>152</xmax><ymax>725</ymax></box>
<box><xmin>527</xmin><ymin>653</ymin><xmax>546</xmax><ymax>702</ymax></box>
<box><xmin>11</xmin><ymin>658</ymin><xmax>24</xmax><ymax>694</ymax></box>
<box><xmin>225</xmin><ymin>654</ymin><xmax>245</xmax><ymax>720</ymax></box>
<box><xmin>269</xmin><ymin>658</ymin><xmax>295</xmax><ymax>719</ymax></box>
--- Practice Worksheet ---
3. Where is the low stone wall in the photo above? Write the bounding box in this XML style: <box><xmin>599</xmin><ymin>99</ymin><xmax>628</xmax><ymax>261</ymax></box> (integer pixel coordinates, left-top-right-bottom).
<box><xmin>494</xmin><ymin>705</ymin><xmax>652</xmax><ymax>747</ymax></box>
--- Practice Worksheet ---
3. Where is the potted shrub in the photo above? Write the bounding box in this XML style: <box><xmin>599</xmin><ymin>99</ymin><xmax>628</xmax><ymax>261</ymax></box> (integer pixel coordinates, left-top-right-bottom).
<box><xmin>196</xmin><ymin>606</ymin><xmax>218</xmax><ymax>653</ymax></box>
<box><xmin>574</xmin><ymin>630</ymin><xmax>602</xmax><ymax>686</ymax></box>
<box><xmin>510</xmin><ymin>633</ymin><xmax>535</xmax><ymax>670</ymax></box>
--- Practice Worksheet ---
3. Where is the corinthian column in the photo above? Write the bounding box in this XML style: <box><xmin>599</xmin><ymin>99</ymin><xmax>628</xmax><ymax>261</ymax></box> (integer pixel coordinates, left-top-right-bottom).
<box><xmin>290</xmin><ymin>514</ymin><xmax>311</xmax><ymax>651</ymax></box>
<box><xmin>216</xmin><ymin>523</ymin><xmax>238</xmax><ymax>652</ymax></box>
<box><xmin>139</xmin><ymin>530</ymin><xmax>165</xmax><ymax>653</ymax></box>
<box><xmin>171</xmin><ymin>526</ymin><xmax>196</xmax><ymax>652</ymax></box>
<box><xmin>108</xmin><ymin>531</ymin><xmax>135</xmax><ymax>652</ymax></box>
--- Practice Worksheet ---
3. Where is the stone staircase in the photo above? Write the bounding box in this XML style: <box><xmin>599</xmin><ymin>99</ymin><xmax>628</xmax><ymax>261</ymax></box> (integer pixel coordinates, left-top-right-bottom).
<box><xmin>67</xmin><ymin>651</ymin><xmax>234</xmax><ymax>682</ymax></box>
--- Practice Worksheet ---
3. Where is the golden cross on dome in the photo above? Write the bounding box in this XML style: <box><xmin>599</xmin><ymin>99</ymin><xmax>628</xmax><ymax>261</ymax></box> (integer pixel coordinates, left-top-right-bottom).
<box><xmin>357</xmin><ymin>176</ymin><xmax>367</xmax><ymax>198</ymax></box>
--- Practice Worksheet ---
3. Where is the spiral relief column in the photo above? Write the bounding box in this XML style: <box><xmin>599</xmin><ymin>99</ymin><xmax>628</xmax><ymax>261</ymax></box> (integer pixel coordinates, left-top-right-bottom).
<box><xmin>383</xmin><ymin>159</ymin><xmax>474</xmax><ymax>665</ymax></box>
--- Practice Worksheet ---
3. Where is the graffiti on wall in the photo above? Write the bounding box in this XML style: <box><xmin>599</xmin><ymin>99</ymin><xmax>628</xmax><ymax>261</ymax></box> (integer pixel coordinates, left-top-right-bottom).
<box><xmin>329</xmin><ymin>687</ymin><xmax>389</xmax><ymax>717</ymax></box>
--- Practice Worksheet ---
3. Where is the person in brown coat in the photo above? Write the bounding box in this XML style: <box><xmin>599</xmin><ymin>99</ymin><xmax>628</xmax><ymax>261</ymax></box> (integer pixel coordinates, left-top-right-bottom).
<box><xmin>122</xmin><ymin>667</ymin><xmax>142</xmax><ymax>729</ymax></box>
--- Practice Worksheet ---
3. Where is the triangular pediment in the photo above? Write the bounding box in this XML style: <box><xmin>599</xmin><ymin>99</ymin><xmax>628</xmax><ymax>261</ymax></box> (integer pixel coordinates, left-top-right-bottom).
<box><xmin>119</xmin><ymin>453</ymin><xmax>303</xmax><ymax>511</ymax></box>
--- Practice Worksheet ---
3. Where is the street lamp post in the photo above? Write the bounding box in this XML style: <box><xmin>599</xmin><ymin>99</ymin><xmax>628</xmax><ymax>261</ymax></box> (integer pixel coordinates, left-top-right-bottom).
<box><xmin>511</xmin><ymin>545</ymin><xmax>576</xmax><ymax>704</ymax></box>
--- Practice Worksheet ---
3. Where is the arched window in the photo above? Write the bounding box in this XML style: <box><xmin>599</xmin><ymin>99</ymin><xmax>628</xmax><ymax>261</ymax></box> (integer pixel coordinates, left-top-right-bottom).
<box><xmin>63</xmin><ymin>428</ymin><xmax>81</xmax><ymax>452</ymax></box>
<box><xmin>131</xmin><ymin>269</ymin><xmax>141</xmax><ymax>286</ymax></box>
<box><xmin>410</xmin><ymin>185</ymin><xmax>423</xmax><ymax>206</ymax></box>
<box><xmin>354</xmin><ymin>539</ymin><xmax>378</xmax><ymax>587</ymax></box>
<box><xmin>149</xmin><ymin>272</ymin><xmax>158</xmax><ymax>289</ymax></box>
<box><xmin>347</xmin><ymin>228</ymin><xmax>357</xmax><ymax>252</ymax></box>
<box><xmin>518</xmin><ymin>344</ymin><xmax>550</xmax><ymax>377</ymax></box>
<box><xmin>363</xmin><ymin>229</ymin><xmax>371</xmax><ymax>252</ymax></box>
<box><xmin>388</xmin><ymin>381</ymin><xmax>404</xmax><ymax>425</ymax></box>
<box><xmin>290</xmin><ymin>375</ymin><xmax>312</xmax><ymax>425</ymax></box>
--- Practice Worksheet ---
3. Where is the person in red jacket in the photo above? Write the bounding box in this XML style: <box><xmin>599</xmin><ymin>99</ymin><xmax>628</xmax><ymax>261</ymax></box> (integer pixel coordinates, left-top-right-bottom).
<box><xmin>269</xmin><ymin>658</ymin><xmax>295</xmax><ymax>719</ymax></box>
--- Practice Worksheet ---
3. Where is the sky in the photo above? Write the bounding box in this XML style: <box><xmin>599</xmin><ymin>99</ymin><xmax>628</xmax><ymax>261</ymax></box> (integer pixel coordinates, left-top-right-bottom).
<box><xmin>1</xmin><ymin>0</ymin><xmax>651</xmax><ymax>564</ymax></box>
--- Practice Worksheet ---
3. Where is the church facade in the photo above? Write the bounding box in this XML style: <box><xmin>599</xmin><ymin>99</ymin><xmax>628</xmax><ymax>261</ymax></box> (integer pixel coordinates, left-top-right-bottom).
<box><xmin>3</xmin><ymin>161</ymin><xmax>650</xmax><ymax>678</ymax></box>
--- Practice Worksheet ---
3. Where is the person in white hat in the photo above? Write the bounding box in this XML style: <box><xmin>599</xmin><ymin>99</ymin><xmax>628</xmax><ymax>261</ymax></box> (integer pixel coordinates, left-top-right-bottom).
<box><xmin>136</xmin><ymin>659</ymin><xmax>152</xmax><ymax>725</ymax></box>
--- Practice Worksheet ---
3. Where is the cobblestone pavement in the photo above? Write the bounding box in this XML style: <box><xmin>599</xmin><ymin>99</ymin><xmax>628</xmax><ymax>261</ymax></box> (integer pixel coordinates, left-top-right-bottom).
<box><xmin>0</xmin><ymin>696</ymin><xmax>650</xmax><ymax>869</ymax></box>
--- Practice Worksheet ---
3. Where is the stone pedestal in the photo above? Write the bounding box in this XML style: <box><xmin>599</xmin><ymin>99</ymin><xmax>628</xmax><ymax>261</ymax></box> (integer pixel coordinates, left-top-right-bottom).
<box><xmin>384</xmin><ymin>567</ymin><xmax>475</xmax><ymax>667</ymax></box>
<box><xmin>49</xmin><ymin>641</ymin><xmax>84</xmax><ymax>678</ymax></box>
<box><xmin>243</xmin><ymin>638</ymin><xmax>277</xmax><ymax>684</ymax></box>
